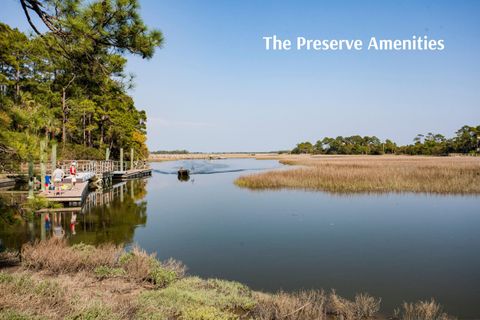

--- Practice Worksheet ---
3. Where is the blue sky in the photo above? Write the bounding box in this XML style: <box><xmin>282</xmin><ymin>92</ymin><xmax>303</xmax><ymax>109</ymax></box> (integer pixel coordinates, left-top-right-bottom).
<box><xmin>2</xmin><ymin>0</ymin><xmax>479</xmax><ymax>152</ymax></box>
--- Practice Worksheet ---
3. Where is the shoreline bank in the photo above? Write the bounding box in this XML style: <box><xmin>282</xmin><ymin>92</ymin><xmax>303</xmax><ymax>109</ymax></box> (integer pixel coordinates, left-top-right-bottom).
<box><xmin>0</xmin><ymin>240</ymin><xmax>455</xmax><ymax>320</ymax></box>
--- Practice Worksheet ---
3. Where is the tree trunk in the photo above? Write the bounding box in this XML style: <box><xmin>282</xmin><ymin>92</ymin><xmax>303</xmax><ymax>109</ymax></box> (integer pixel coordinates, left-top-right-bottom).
<box><xmin>100</xmin><ymin>123</ymin><xmax>104</xmax><ymax>146</ymax></box>
<box><xmin>62</xmin><ymin>87</ymin><xmax>66</xmax><ymax>146</ymax></box>
<box><xmin>88</xmin><ymin>114</ymin><xmax>92</xmax><ymax>146</ymax></box>
<box><xmin>83</xmin><ymin>110</ymin><xmax>86</xmax><ymax>147</ymax></box>
<box><xmin>15</xmin><ymin>67</ymin><xmax>20</xmax><ymax>99</ymax></box>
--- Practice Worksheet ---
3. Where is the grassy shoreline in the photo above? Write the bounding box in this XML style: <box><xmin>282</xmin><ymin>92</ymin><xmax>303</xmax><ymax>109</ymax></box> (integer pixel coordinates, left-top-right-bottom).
<box><xmin>0</xmin><ymin>240</ymin><xmax>455</xmax><ymax>320</ymax></box>
<box><xmin>235</xmin><ymin>155</ymin><xmax>480</xmax><ymax>194</ymax></box>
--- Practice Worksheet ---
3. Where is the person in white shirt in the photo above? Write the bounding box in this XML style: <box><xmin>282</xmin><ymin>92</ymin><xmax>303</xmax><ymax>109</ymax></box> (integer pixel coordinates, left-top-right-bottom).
<box><xmin>52</xmin><ymin>167</ymin><xmax>64</xmax><ymax>195</ymax></box>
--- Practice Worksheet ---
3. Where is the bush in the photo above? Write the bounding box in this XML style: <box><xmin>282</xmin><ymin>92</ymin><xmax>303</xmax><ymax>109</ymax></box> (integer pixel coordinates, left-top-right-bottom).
<box><xmin>93</xmin><ymin>266</ymin><xmax>126</xmax><ymax>279</ymax></box>
<box><xmin>22</xmin><ymin>239</ymin><xmax>121</xmax><ymax>273</ymax></box>
<box><xmin>393</xmin><ymin>299</ymin><xmax>455</xmax><ymax>320</ymax></box>
<box><xmin>119</xmin><ymin>246</ymin><xmax>185</xmax><ymax>287</ymax></box>
<box><xmin>24</xmin><ymin>197</ymin><xmax>61</xmax><ymax>211</ymax></box>
<box><xmin>255</xmin><ymin>290</ymin><xmax>327</xmax><ymax>320</ymax></box>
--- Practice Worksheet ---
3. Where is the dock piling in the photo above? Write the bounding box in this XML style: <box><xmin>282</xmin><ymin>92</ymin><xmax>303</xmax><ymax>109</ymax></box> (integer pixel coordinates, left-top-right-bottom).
<box><xmin>51</xmin><ymin>143</ymin><xmax>57</xmax><ymax>175</ymax></box>
<box><xmin>131</xmin><ymin>148</ymin><xmax>134</xmax><ymax>170</ymax></box>
<box><xmin>40</xmin><ymin>140</ymin><xmax>46</xmax><ymax>191</ymax></box>
<box><xmin>120</xmin><ymin>148</ymin><xmax>124</xmax><ymax>172</ymax></box>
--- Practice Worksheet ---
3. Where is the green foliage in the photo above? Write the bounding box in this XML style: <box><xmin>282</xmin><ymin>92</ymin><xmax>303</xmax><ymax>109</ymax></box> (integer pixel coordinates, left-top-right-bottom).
<box><xmin>149</xmin><ymin>264</ymin><xmax>178</xmax><ymax>288</ymax></box>
<box><xmin>181</xmin><ymin>306</ymin><xmax>237</xmax><ymax>320</ymax></box>
<box><xmin>118</xmin><ymin>252</ymin><xmax>134</xmax><ymax>265</ymax></box>
<box><xmin>292</xmin><ymin>125</ymin><xmax>479</xmax><ymax>156</ymax></box>
<box><xmin>93</xmin><ymin>266</ymin><xmax>126</xmax><ymax>279</ymax></box>
<box><xmin>151</xmin><ymin>149</ymin><xmax>190</xmax><ymax>154</ymax></box>
<box><xmin>71</xmin><ymin>243</ymin><xmax>96</xmax><ymax>252</ymax></box>
<box><xmin>1</xmin><ymin>0</ymin><xmax>162</xmax><ymax>165</ymax></box>
<box><xmin>24</xmin><ymin>197</ymin><xmax>61</xmax><ymax>211</ymax></box>
<box><xmin>119</xmin><ymin>250</ymin><xmax>179</xmax><ymax>287</ymax></box>
<box><xmin>291</xmin><ymin>141</ymin><xmax>314</xmax><ymax>154</ymax></box>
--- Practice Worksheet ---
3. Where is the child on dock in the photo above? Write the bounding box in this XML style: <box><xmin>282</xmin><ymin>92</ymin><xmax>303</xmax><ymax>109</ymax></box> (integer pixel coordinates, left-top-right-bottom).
<box><xmin>69</xmin><ymin>161</ymin><xmax>77</xmax><ymax>189</ymax></box>
<box><xmin>52</xmin><ymin>166</ymin><xmax>65</xmax><ymax>195</ymax></box>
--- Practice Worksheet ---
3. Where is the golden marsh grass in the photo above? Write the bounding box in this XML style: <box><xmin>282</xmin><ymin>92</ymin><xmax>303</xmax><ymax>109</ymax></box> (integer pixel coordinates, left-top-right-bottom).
<box><xmin>236</xmin><ymin>155</ymin><xmax>480</xmax><ymax>194</ymax></box>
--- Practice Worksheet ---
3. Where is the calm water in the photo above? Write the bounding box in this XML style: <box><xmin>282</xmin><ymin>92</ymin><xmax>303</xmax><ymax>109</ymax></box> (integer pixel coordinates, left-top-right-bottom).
<box><xmin>1</xmin><ymin>159</ymin><xmax>480</xmax><ymax>318</ymax></box>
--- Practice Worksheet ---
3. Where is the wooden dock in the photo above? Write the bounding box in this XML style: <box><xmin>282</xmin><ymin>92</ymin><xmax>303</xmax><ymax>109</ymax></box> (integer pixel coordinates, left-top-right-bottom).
<box><xmin>112</xmin><ymin>168</ymin><xmax>152</xmax><ymax>181</ymax></box>
<box><xmin>18</xmin><ymin>158</ymin><xmax>152</xmax><ymax>206</ymax></box>
<box><xmin>38</xmin><ymin>181</ymin><xmax>89</xmax><ymax>206</ymax></box>
<box><xmin>0</xmin><ymin>178</ymin><xmax>15</xmax><ymax>188</ymax></box>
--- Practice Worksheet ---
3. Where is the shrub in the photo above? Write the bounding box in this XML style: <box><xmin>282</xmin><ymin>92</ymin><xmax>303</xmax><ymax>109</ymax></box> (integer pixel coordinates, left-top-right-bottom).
<box><xmin>254</xmin><ymin>290</ymin><xmax>327</xmax><ymax>320</ymax></box>
<box><xmin>327</xmin><ymin>290</ymin><xmax>381</xmax><ymax>320</ymax></box>
<box><xmin>393</xmin><ymin>299</ymin><xmax>455</xmax><ymax>320</ymax></box>
<box><xmin>21</xmin><ymin>238</ymin><xmax>121</xmax><ymax>273</ymax></box>
<box><xmin>119</xmin><ymin>246</ymin><xmax>185</xmax><ymax>288</ymax></box>
<box><xmin>353</xmin><ymin>293</ymin><xmax>381</xmax><ymax>319</ymax></box>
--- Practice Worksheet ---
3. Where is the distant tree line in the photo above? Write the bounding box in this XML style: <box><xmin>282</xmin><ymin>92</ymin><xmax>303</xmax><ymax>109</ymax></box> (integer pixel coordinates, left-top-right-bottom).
<box><xmin>291</xmin><ymin>125</ymin><xmax>480</xmax><ymax>156</ymax></box>
<box><xmin>151</xmin><ymin>150</ymin><xmax>190</xmax><ymax>154</ymax></box>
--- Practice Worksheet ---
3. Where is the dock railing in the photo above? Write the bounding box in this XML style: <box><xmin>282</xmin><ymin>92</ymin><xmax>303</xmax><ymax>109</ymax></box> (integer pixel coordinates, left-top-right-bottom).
<box><xmin>18</xmin><ymin>160</ymin><xmax>150</xmax><ymax>175</ymax></box>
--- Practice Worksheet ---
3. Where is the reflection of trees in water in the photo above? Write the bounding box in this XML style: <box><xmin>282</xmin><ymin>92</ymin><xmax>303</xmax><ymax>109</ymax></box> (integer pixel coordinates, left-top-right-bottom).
<box><xmin>1</xmin><ymin>179</ymin><xmax>149</xmax><ymax>250</ymax></box>
<box><xmin>0</xmin><ymin>198</ymin><xmax>38</xmax><ymax>251</ymax></box>
<box><xmin>70</xmin><ymin>179</ymin><xmax>148</xmax><ymax>246</ymax></box>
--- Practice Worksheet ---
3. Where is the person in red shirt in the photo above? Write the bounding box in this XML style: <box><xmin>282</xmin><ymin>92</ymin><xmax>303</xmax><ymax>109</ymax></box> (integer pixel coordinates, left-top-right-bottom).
<box><xmin>69</xmin><ymin>161</ymin><xmax>77</xmax><ymax>188</ymax></box>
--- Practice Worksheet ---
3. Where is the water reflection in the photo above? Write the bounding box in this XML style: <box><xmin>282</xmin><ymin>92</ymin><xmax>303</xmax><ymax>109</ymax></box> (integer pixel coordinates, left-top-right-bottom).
<box><xmin>0</xmin><ymin>179</ymin><xmax>149</xmax><ymax>250</ymax></box>
<box><xmin>2</xmin><ymin>159</ymin><xmax>480</xmax><ymax>318</ymax></box>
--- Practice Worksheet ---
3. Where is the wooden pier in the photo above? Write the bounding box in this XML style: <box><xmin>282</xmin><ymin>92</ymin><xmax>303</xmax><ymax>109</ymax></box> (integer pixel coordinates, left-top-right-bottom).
<box><xmin>113</xmin><ymin>168</ymin><xmax>152</xmax><ymax>181</ymax></box>
<box><xmin>8</xmin><ymin>145</ymin><xmax>152</xmax><ymax>207</ymax></box>
<box><xmin>39</xmin><ymin>181</ymin><xmax>89</xmax><ymax>206</ymax></box>
<box><xmin>0</xmin><ymin>178</ymin><xmax>15</xmax><ymax>188</ymax></box>
<box><xmin>34</xmin><ymin>160</ymin><xmax>151</xmax><ymax>205</ymax></box>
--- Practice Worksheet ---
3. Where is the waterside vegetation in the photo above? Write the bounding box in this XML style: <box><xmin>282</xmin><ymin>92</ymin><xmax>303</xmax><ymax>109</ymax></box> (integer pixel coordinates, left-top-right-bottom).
<box><xmin>235</xmin><ymin>155</ymin><xmax>480</xmax><ymax>194</ymax></box>
<box><xmin>292</xmin><ymin>125</ymin><xmax>480</xmax><ymax>156</ymax></box>
<box><xmin>0</xmin><ymin>239</ymin><xmax>456</xmax><ymax>320</ymax></box>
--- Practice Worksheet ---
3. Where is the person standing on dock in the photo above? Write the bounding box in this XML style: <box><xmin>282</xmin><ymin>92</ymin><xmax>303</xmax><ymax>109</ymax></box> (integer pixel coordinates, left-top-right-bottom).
<box><xmin>52</xmin><ymin>166</ymin><xmax>65</xmax><ymax>195</ymax></box>
<box><xmin>69</xmin><ymin>161</ymin><xmax>77</xmax><ymax>189</ymax></box>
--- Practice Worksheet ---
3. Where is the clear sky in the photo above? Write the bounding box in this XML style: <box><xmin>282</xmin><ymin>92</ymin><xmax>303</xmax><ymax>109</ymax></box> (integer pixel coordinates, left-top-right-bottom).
<box><xmin>1</xmin><ymin>0</ymin><xmax>479</xmax><ymax>152</ymax></box>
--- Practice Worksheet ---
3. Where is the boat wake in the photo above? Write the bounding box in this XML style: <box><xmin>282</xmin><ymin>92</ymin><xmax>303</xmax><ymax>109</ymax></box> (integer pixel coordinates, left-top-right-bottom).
<box><xmin>152</xmin><ymin>160</ymin><xmax>273</xmax><ymax>175</ymax></box>
<box><xmin>153</xmin><ymin>168</ymin><xmax>265</xmax><ymax>175</ymax></box>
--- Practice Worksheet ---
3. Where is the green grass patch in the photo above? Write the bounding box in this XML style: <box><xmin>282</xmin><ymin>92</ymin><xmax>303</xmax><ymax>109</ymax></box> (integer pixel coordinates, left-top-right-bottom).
<box><xmin>93</xmin><ymin>266</ymin><xmax>126</xmax><ymax>279</ymax></box>
<box><xmin>137</xmin><ymin>276</ymin><xmax>256</xmax><ymax>320</ymax></box>
<box><xmin>66</xmin><ymin>304</ymin><xmax>120</xmax><ymax>320</ymax></box>
<box><xmin>0</xmin><ymin>309</ymin><xmax>46</xmax><ymax>320</ymax></box>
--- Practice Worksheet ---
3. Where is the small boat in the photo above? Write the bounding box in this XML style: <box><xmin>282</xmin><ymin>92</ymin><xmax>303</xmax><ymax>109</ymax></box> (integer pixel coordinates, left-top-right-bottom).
<box><xmin>177</xmin><ymin>168</ymin><xmax>190</xmax><ymax>181</ymax></box>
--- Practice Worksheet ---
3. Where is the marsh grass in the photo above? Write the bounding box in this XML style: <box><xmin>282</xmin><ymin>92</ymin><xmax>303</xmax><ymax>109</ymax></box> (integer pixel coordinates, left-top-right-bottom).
<box><xmin>0</xmin><ymin>240</ymin><xmax>457</xmax><ymax>320</ymax></box>
<box><xmin>254</xmin><ymin>290</ymin><xmax>327</xmax><ymax>320</ymax></box>
<box><xmin>21</xmin><ymin>239</ymin><xmax>186</xmax><ymax>288</ymax></box>
<box><xmin>21</xmin><ymin>239</ymin><xmax>121</xmax><ymax>273</ymax></box>
<box><xmin>393</xmin><ymin>299</ymin><xmax>454</xmax><ymax>320</ymax></box>
<box><xmin>119</xmin><ymin>246</ymin><xmax>186</xmax><ymax>288</ymax></box>
<box><xmin>235</xmin><ymin>155</ymin><xmax>480</xmax><ymax>194</ymax></box>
